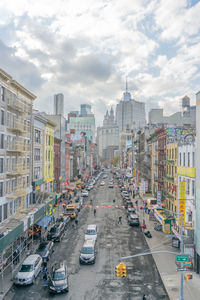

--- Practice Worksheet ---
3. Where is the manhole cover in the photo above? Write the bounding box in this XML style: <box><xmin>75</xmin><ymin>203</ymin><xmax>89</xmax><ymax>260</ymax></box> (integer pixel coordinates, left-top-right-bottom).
<box><xmin>107</xmin><ymin>235</ymin><xmax>112</xmax><ymax>239</ymax></box>
<box><xmin>110</xmin><ymin>281</ymin><xmax>121</xmax><ymax>287</ymax></box>
<box><xmin>106</xmin><ymin>243</ymin><xmax>112</xmax><ymax>248</ymax></box>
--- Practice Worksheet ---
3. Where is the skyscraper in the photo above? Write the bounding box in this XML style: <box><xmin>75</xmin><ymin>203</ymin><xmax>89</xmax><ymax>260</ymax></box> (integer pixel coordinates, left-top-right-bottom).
<box><xmin>116</xmin><ymin>84</ymin><xmax>146</xmax><ymax>133</ymax></box>
<box><xmin>80</xmin><ymin>104</ymin><xmax>92</xmax><ymax>116</ymax></box>
<box><xmin>54</xmin><ymin>93</ymin><xmax>64</xmax><ymax>115</ymax></box>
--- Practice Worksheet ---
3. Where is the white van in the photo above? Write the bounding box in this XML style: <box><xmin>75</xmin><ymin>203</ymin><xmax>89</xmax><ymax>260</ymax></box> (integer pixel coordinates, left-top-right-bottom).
<box><xmin>85</xmin><ymin>224</ymin><xmax>97</xmax><ymax>241</ymax></box>
<box><xmin>14</xmin><ymin>254</ymin><xmax>42</xmax><ymax>285</ymax></box>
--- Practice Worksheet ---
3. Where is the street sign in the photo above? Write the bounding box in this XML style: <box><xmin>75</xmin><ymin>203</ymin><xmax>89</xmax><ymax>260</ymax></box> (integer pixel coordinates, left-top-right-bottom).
<box><xmin>176</xmin><ymin>254</ymin><xmax>189</xmax><ymax>262</ymax></box>
<box><xmin>183</xmin><ymin>262</ymin><xmax>192</xmax><ymax>267</ymax></box>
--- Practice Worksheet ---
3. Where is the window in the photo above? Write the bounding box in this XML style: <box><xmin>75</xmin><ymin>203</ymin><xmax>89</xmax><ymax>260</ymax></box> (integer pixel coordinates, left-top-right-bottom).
<box><xmin>0</xmin><ymin>158</ymin><xmax>3</xmax><ymax>173</ymax></box>
<box><xmin>34</xmin><ymin>129</ymin><xmax>41</xmax><ymax>143</ymax></box>
<box><xmin>172</xmin><ymin>149</ymin><xmax>174</xmax><ymax>159</ymax></box>
<box><xmin>0</xmin><ymin>206</ymin><xmax>2</xmax><ymax>222</ymax></box>
<box><xmin>6</xmin><ymin>180</ymin><xmax>10</xmax><ymax>194</ymax></box>
<box><xmin>34</xmin><ymin>148</ymin><xmax>40</xmax><ymax>161</ymax></box>
<box><xmin>12</xmin><ymin>179</ymin><xmax>15</xmax><ymax>192</ymax></box>
<box><xmin>27</xmin><ymin>175</ymin><xmax>29</xmax><ymax>185</ymax></box>
<box><xmin>188</xmin><ymin>152</ymin><xmax>190</xmax><ymax>167</ymax></box>
<box><xmin>0</xmin><ymin>134</ymin><xmax>4</xmax><ymax>149</ymax></box>
<box><xmin>192</xmin><ymin>152</ymin><xmax>195</xmax><ymax>167</ymax></box>
<box><xmin>7</xmin><ymin>112</ymin><xmax>10</xmax><ymax>127</ymax></box>
<box><xmin>192</xmin><ymin>180</ymin><xmax>195</xmax><ymax>196</ymax></box>
<box><xmin>6</xmin><ymin>158</ymin><xmax>10</xmax><ymax>171</ymax></box>
<box><xmin>34</xmin><ymin>167</ymin><xmax>40</xmax><ymax>180</ymax></box>
<box><xmin>3</xmin><ymin>203</ymin><xmax>8</xmax><ymax>220</ymax></box>
<box><xmin>183</xmin><ymin>153</ymin><xmax>185</xmax><ymax>166</ymax></box>
<box><xmin>187</xmin><ymin>179</ymin><xmax>190</xmax><ymax>195</ymax></box>
<box><xmin>179</xmin><ymin>153</ymin><xmax>181</xmax><ymax>166</ymax></box>
<box><xmin>0</xmin><ymin>182</ymin><xmax>3</xmax><ymax>197</ymax></box>
<box><xmin>1</xmin><ymin>109</ymin><xmax>5</xmax><ymax>125</ymax></box>
<box><xmin>0</xmin><ymin>86</ymin><xmax>5</xmax><ymax>102</ymax></box>
<box><xmin>9</xmin><ymin>202</ymin><xmax>13</xmax><ymax>216</ymax></box>
<box><xmin>12</xmin><ymin>157</ymin><xmax>15</xmax><ymax>171</ymax></box>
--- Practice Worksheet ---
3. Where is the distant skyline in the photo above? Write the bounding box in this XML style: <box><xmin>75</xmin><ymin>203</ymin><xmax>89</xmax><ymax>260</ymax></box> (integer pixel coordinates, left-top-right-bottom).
<box><xmin>0</xmin><ymin>0</ymin><xmax>200</xmax><ymax>125</ymax></box>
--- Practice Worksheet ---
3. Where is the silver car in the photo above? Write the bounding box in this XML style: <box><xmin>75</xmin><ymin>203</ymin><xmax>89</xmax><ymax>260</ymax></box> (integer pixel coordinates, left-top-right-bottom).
<box><xmin>14</xmin><ymin>254</ymin><xmax>42</xmax><ymax>285</ymax></box>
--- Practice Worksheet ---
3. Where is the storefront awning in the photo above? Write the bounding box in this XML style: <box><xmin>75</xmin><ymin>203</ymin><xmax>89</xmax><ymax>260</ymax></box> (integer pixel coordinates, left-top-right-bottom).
<box><xmin>35</xmin><ymin>215</ymin><xmax>52</xmax><ymax>228</ymax></box>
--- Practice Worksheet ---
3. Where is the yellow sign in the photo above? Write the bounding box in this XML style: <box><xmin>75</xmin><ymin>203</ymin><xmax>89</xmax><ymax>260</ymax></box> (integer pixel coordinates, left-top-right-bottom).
<box><xmin>35</xmin><ymin>186</ymin><xmax>40</xmax><ymax>191</ymax></box>
<box><xmin>45</xmin><ymin>177</ymin><xmax>54</xmax><ymax>183</ymax></box>
<box><xmin>179</xmin><ymin>181</ymin><xmax>185</xmax><ymax>226</ymax></box>
<box><xmin>177</xmin><ymin>167</ymin><xmax>195</xmax><ymax>178</ymax></box>
<box><xmin>133</xmin><ymin>168</ymin><xmax>135</xmax><ymax>177</ymax></box>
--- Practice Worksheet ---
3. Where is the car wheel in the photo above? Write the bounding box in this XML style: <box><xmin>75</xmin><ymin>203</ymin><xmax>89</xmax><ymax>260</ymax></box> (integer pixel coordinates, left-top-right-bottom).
<box><xmin>32</xmin><ymin>276</ymin><xmax>35</xmax><ymax>285</ymax></box>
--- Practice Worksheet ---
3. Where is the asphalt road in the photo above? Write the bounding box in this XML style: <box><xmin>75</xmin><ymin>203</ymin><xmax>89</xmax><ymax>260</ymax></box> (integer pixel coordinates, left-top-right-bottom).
<box><xmin>5</xmin><ymin>174</ymin><xmax>169</xmax><ymax>300</ymax></box>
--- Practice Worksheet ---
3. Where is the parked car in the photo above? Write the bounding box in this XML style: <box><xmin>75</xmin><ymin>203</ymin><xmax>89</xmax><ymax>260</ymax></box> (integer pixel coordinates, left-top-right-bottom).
<box><xmin>36</xmin><ymin>241</ymin><xmax>54</xmax><ymax>261</ymax></box>
<box><xmin>82</xmin><ymin>190</ymin><xmax>89</xmax><ymax>197</ymax></box>
<box><xmin>100</xmin><ymin>181</ymin><xmax>105</xmax><ymax>186</ymax></box>
<box><xmin>127</xmin><ymin>207</ymin><xmax>136</xmax><ymax>217</ymax></box>
<box><xmin>79</xmin><ymin>239</ymin><xmax>97</xmax><ymax>265</ymax></box>
<box><xmin>48</xmin><ymin>261</ymin><xmax>69</xmax><ymax>293</ymax></box>
<box><xmin>128</xmin><ymin>214</ymin><xmax>140</xmax><ymax>226</ymax></box>
<box><xmin>108</xmin><ymin>183</ymin><xmax>114</xmax><ymax>188</ymax></box>
<box><xmin>47</xmin><ymin>223</ymin><xmax>65</xmax><ymax>242</ymax></box>
<box><xmin>14</xmin><ymin>254</ymin><xmax>42</xmax><ymax>285</ymax></box>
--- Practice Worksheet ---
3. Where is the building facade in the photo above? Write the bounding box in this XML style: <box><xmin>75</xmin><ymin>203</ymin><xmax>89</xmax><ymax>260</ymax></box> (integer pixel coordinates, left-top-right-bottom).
<box><xmin>68</xmin><ymin>115</ymin><xmax>95</xmax><ymax>143</ymax></box>
<box><xmin>54</xmin><ymin>137</ymin><xmax>61</xmax><ymax>193</ymax></box>
<box><xmin>32</xmin><ymin>112</ymin><xmax>47</xmax><ymax>204</ymax></box>
<box><xmin>0</xmin><ymin>68</ymin><xmax>36</xmax><ymax>223</ymax></box>
<box><xmin>116</xmin><ymin>90</ymin><xmax>146</xmax><ymax>134</ymax></box>
<box><xmin>44</xmin><ymin>120</ymin><xmax>55</xmax><ymax>193</ymax></box>
<box><xmin>97</xmin><ymin>108</ymin><xmax>119</xmax><ymax>161</ymax></box>
<box><xmin>54</xmin><ymin>93</ymin><xmax>64</xmax><ymax>115</ymax></box>
<box><xmin>80</xmin><ymin>104</ymin><xmax>91</xmax><ymax>116</ymax></box>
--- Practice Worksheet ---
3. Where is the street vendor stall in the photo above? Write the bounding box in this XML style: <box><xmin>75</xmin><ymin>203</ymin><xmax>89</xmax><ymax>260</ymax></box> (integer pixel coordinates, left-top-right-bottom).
<box><xmin>154</xmin><ymin>209</ymin><xmax>175</xmax><ymax>234</ymax></box>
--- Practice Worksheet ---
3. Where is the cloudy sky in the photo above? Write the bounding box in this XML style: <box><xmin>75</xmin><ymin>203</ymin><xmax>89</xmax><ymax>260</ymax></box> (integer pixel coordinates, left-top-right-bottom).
<box><xmin>0</xmin><ymin>0</ymin><xmax>200</xmax><ymax>125</ymax></box>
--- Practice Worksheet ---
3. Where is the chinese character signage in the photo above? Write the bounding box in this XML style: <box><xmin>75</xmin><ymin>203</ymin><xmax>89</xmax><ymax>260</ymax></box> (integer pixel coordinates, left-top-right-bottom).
<box><xmin>179</xmin><ymin>181</ymin><xmax>185</xmax><ymax>226</ymax></box>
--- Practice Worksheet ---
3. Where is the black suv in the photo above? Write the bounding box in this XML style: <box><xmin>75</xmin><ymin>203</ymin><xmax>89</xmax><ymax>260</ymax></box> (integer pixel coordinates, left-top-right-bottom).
<box><xmin>47</xmin><ymin>223</ymin><xmax>65</xmax><ymax>242</ymax></box>
<box><xmin>48</xmin><ymin>262</ymin><xmax>69</xmax><ymax>293</ymax></box>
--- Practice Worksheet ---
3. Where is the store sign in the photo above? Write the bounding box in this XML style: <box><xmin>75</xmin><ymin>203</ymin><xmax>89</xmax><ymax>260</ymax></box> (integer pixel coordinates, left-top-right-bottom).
<box><xmin>154</xmin><ymin>210</ymin><xmax>163</xmax><ymax>224</ymax></box>
<box><xmin>45</xmin><ymin>177</ymin><xmax>54</xmax><ymax>183</ymax></box>
<box><xmin>177</xmin><ymin>166</ymin><xmax>195</xmax><ymax>178</ymax></box>
<box><xmin>179</xmin><ymin>181</ymin><xmax>185</xmax><ymax>227</ymax></box>
<box><xmin>157</xmin><ymin>191</ymin><xmax>161</xmax><ymax>208</ymax></box>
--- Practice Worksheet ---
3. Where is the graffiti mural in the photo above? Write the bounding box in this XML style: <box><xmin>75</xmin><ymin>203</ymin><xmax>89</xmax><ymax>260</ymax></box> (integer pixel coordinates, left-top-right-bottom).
<box><xmin>166</xmin><ymin>128</ymin><xmax>195</xmax><ymax>145</ymax></box>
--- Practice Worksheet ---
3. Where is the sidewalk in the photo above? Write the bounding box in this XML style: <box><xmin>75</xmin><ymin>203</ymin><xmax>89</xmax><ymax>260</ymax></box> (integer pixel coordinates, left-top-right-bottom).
<box><xmin>136</xmin><ymin>197</ymin><xmax>200</xmax><ymax>300</ymax></box>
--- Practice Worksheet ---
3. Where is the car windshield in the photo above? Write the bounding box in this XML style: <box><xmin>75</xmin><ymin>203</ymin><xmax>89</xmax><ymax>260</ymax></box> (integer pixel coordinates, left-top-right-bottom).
<box><xmin>52</xmin><ymin>270</ymin><xmax>66</xmax><ymax>281</ymax></box>
<box><xmin>81</xmin><ymin>247</ymin><xmax>94</xmax><ymax>254</ymax></box>
<box><xmin>38</xmin><ymin>243</ymin><xmax>47</xmax><ymax>250</ymax></box>
<box><xmin>85</xmin><ymin>229</ymin><xmax>96</xmax><ymax>235</ymax></box>
<box><xmin>50</xmin><ymin>227</ymin><xmax>57</xmax><ymax>233</ymax></box>
<box><xmin>20</xmin><ymin>264</ymin><xmax>33</xmax><ymax>272</ymax></box>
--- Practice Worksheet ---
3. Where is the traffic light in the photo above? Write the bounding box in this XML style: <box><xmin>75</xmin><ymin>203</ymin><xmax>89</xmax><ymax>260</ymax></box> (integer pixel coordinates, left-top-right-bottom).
<box><xmin>115</xmin><ymin>264</ymin><xmax>122</xmax><ymax>277</ymax></box>
<box><xmin>184</xmin><ymin>273</ymin><xmax>193</xmax><ymax>282</ymax></box>
<box><xmin>121</xmin><ymin>263</ymin><xmax>127</xmax><ymax>277</ymax></box>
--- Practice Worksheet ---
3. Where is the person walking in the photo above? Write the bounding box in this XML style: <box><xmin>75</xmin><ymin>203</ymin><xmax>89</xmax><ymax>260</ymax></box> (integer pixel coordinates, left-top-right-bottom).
<box><xmin>118</xmin><ymin>216</ymin><xmax>122</xmax><ymax>224</ymax></box>
<box><xmin>75</xmin><ymin>217</ymin><xmax>78</xmax><ymax>227</ymax></box>
<box><xmin>142</xmin><ymin>295</ymin><xmax>147</xmax><ymax>300</ymax></box>
<box><xmin>94</xmin><ymin>208</ymin><xmax>96</xmax><ymax>217</ymax></box>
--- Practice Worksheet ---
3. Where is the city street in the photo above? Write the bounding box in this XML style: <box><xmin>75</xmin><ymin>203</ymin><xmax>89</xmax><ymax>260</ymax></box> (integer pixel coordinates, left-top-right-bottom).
<box><xmin>5</xmin><ymin>175</ymin><xmax>169</xmax><ymax>300</ymax></box>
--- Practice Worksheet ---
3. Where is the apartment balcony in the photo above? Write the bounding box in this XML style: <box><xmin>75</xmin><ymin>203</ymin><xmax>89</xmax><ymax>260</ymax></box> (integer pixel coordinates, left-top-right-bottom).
<box><xmin>15</xmin><ymin>184</ymin><xmax>29</xmax><ymax>197</ymax></box>
<box><xmin>6</xmin><ymin>143</ymin><xmax>30</xmax><ymax>153</ymax></box>
<box><xmin>7</xmin><ymin>97</ymin><xmax>26</xmax><ymax>113</ymax></box>
<box><xmin>7</xmin><ymin>164</ymin><xmax>29</xmax><ymax>176</ymax></box>
<box><xmin>7</xmin><ymin>121</ymin><xmax>30</xmax><ymax>134</ymax></box>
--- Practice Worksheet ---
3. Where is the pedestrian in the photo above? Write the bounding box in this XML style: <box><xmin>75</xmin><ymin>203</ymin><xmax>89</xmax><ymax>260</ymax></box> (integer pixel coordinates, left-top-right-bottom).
<box><xmin>75</xmin><ymin>218</ymin><xmax>78</xmax><ymax>227</ymax></box>
<box><xmin>118</xmin><ymin>216</ymin><xmax>122</xmax><ymax>224</ymax></box>
<box><xmin>94</xmin><ymin>208</ymin><xmax>96</xmax><ymax>216</ymax></box>
<box><xmin>113</xmin><ymin>199</ymin><xmax>115</xmax><ymax>203</ymax></box>
<box><xmin>142</xmin><ymin>295</ymin><xmax>147</xmax><ymax>300</ymax></box>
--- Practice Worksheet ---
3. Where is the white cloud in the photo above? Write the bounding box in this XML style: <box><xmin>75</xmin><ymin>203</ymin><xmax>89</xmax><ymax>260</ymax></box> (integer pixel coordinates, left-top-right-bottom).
<box><xmin>0</xmin><ymin>0</ymin><xmax>199</xmax><ymax>126</ymax></box>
